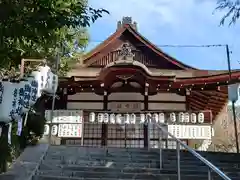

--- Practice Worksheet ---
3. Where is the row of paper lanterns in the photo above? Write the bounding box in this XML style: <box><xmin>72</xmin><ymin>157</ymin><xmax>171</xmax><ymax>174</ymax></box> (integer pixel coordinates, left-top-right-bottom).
<box><xmin>88</xmin><ymin>112</ymin><xmax>205</xmax><ymax>124</ymax></box>
<box><xmin>44</xmin><ymin>124</ymin><xmax>58</xmax><ymax>136</ymax></box>
<box><xmin>0</xmin><ymin>65</ymin><xmax>58</xmax><ymax>123</ymax></box>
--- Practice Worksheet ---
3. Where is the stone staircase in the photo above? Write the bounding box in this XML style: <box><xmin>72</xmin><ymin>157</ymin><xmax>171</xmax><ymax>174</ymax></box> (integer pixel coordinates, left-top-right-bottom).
<box><xmin>32</xmin><ymin>145</ymin><xmax>240</xmax><ymax>180</ymax></box>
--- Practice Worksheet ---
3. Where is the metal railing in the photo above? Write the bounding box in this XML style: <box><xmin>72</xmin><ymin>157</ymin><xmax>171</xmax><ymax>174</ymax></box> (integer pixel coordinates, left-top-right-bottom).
<box><xmin>150</xmin><ymin>121</ymin><xmax>231</xmax><ymax>180</ymax></box>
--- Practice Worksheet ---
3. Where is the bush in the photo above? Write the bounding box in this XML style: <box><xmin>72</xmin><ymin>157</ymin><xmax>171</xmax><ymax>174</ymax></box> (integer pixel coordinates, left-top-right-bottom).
<box><xmin>0</xmin><ymin>111</ymin><xmax>46</xmax><ymax>173</ymax></box>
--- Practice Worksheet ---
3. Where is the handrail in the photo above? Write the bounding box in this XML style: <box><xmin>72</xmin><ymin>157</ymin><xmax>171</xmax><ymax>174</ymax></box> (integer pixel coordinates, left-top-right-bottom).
<box><xmin>153</xmin><ymin>122</ymin><xmax>231</xmax><ymax>180</ymax></box>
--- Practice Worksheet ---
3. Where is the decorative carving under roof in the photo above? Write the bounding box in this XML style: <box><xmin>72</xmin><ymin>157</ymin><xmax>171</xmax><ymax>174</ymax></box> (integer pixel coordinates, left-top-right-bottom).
<box><xmin>118</xmin><ymin>43</ymin><xmax>135</xmax><ymax>61</ymax></box>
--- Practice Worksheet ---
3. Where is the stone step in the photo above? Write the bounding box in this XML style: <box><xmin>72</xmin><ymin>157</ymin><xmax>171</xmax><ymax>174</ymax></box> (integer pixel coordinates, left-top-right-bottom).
<box><xmin>40</xmin><ymin>161</ymin><xmax>159</xmax><ymax>168</ymax></box>
<box><xmin>39</xmin><ymin>161</ymin><xmax>240</xmax><ymax>176</ymax></box>
<box><xmin>41</xmin><ymin>159</ymin><xmax>239</xmax><ymax>172</ymax></box>
<box><xmin>46</xmin><ymin>147</ymin><xmax>240</xmax><ymax>163</ymax></box>
<box><xmin>163</xmin><ymin>163</ymin><xmax>240</xmax><ymax>172</ymax></box>
<box><xmin>0</xmin><ymin>174</ymin><xmax>15</xmax><ymax>180</ymax></box>
<box><xmin>38</xmin><ymin>167</ymin><xmax>240</xmax><ymax>177</ymax></box>
<box><xmin>47</xmin><ymin>145</ymin><xmax>240</xmax><ymax>160</ymax></box>
<box><xmin>33</xmin><ymin>174</ymin><xmax>239</xmax><ymax>180</ymax></box>
<box><xmin>37</xmin><ymin>169</ymin><xmax>166</xmax><ymax>179</ymax></box>
<box><xmin>44</xmin><ymin>153</ymin><xmax>160</xmax><ymax>161</ymax></box>
<box><xmin>42</xmin><ymin>157</ymin><xmax>159</xmax><ymax>164</ymax></box>
<box><xmin>47</xmin><ymin>146</ymin><xmax>159</xmax><ymax>154</ymax></box>
<box><xmin>41</xmin><ymin>156</ymin><xmax>237</xmax><ymax>168</ymax></box>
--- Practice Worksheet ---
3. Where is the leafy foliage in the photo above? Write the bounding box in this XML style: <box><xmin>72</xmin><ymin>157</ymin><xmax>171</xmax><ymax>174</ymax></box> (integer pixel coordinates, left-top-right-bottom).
<box><xmin>0</xmin><ymin>0</ymin><xmax>108</xmax><ymax>70</ymax></box>
<box><xmin>216</xmin><ymin>0</ymin><xmax>240</xmax><ymax>25</ymax></box>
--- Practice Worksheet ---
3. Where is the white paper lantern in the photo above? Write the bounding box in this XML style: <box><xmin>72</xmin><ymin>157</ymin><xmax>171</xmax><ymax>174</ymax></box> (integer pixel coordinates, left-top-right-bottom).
<box><xmin>40</xmin><ymin>65</ymin><xmax>51</xmax><ymax>81</ymax></box>
<box><xmin>109</xmin><ymin>113</ymin><xmax>116</xmax><ymax>124</ymax></box>
<box><xmin>31</xmin><ymin>70</ymin><xmax>44</xmax><ymax>97</ymax></box>
<box><xmin>140</xmin><ymin>113</ymin><xmax>145</xmax><ymax>124</ymax></box>
<box><xmin>41</xmin><ymin>66</ymin><xmax>59</xmax><ymax>95</ymax></box>
<box><xmin>0</xmin><ymin>81</ymin><xmax>17</xmax><ymax>122</ymax></box>
<box><xmin>44</xmin><ymin>124</ymin><xmax>50</xmax><ymax>135</ymax></box>
<box><xmin>178</xmin><ymin>112</ymin><xmax>184</xmax><ymax>123</ymax></box>
<box><xmin>37</xmin><ymin>66</ymin><xmax>49</xmax><ymax>93</ymax></box>
<box><xmin>124</xmin><ymin>113</ymin><xmax>130</xmax><ymax>124</ymax></box>
<box><xmin>146</xmin><ymin>113</ymin><xmax>152</xmax><ymax>123</ymax></box>
<box><xmin>184</xmin><ymin>113</ymin><xmax>190</xmax><ymax>123</ymax></box>
<box><xmin>191</xmin><ymin>113</ymin><xmax>197</xmax><ymax>123</ymax></box>
<box><xmin>130</xmin><ymin>113</ymin><xmax>136</xmax><ymax>124</ymax></box>
<box><xmin>39</xmin><ymin>65</ymin><xmax>58</xmax><ymax>95</ymax></box>
<box><xmin>89</xmin><ymin>112</ymin><xmax>95</xmax><ymax>123</ymax></box>
<box><xmin>103</xmin><ymin>113</ymin><xmax>109</xmax><ymax>123</ymax></box>
<box><xmin>159</xmin><ymin>113</ymin><xmax>165</xmax><ymax>123</ymax></box>
<box><xmin>170</xmin><ymin>113</ymin><xmax>176</xmax><ymax>123</ymax></box>
<box><xmin>51</xmin><ymin>125</ymin><xmax>58</xmax><ymax>135</ymax></box>
<box><xmin>116</xmin><ymin>114</ymin><xmax>122</xmax><ymax>124</ymax></box>
<box><xmin>97</xmin><ymin>113</ymin><xmax>104</xmax><ymax>123</ymax></box>
<box><xmin>198</xmin><ymin>113</ymin><xmax>205</xmax><ymax>123</ymax></box>
<box><xmin>152</xmin><ymin>113</ymin><xmax>159</xmax><ymax>123</ymax></box>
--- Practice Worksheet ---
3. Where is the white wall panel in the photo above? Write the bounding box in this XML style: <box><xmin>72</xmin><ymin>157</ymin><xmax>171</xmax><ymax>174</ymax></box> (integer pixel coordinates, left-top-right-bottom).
<box><xmin>68</xmin><ymin>93</ymin><xmax>103</xmax><ymax>101</ymax></box>
<box><xmin>148</xmin><ymin>103</ymin><xmax>186</xmax><ymax>111</ymax></box>
<box><xmin>149</xmin><ymin>93</ymin><xmax>186</xmax><ymax>101</ymax></box>
<box><xmin>109</xmin><ymin>93</ymin><xmax>144</xmax><ymax>101</ymax></box>
<box><xmin>67</xmin><ymin>102</ymin><xmax>103</xmax><ymax>110</ymax></box>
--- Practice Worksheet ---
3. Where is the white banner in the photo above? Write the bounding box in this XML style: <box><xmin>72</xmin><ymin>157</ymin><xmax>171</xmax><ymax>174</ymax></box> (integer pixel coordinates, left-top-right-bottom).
<box><xmin>58</xmin><ymin>124</ymin><xmax>82</xmax><ymax>138</ymax></box>
<box><xmin>45</xmin><ymin>110</ymin><xmax>83</xmax><ymax>123</ymax></box>
<box><xmin>167</xmin><ymin>125</ymin><xmax>212</xmax><ymax>140</ymax></box>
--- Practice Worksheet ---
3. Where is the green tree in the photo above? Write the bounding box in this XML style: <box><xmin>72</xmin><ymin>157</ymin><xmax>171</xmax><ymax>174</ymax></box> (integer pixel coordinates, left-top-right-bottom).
<box><xmin>0</xmin><ymin>0</ymin><xmax>108</xmax><ymax>69</ymax></box>
<box><xmin>216</xmin><ymin>0</ymin><xmax>240</xmax><ymax>25</ymax></box>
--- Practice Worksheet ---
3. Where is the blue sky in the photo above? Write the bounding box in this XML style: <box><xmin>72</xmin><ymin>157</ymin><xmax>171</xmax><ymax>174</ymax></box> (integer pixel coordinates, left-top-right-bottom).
<box><xmin>87</xmin><ymin>0</ymin><xmax>240</xmax><ymax>70</ymax></box>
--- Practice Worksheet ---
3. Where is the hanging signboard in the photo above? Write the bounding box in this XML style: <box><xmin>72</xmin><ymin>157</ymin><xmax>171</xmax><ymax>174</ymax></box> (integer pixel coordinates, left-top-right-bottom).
<box><xmin>167</xmin><ymin>125</ymin><xmax>212</xmax><ymax>140</ymax></box>
<box><xmin>45</xmin><ymin>110</ymin><xmax>83</xmax><ymax>123</ymax></box>
<box><xmin>58</xmin><ymin>124</ymin><xmax>82</xmax><ymax>138</ymax></box>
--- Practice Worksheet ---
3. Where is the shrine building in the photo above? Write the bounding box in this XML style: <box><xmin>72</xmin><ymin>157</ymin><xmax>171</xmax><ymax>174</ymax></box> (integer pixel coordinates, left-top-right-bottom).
<box><xmin>46</xmin><ymin>17</ymin><xmax>240</xmax><ymax>150</ymax></box>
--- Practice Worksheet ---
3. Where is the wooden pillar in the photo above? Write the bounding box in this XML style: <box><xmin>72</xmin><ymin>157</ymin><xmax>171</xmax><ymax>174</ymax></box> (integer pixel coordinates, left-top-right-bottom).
<box><xmin>144</xmin><ymin>95</ymin><xmax>149</xmax><ymax>148</ymax></box>
<box><xmin>101</xmin><ymin>91</ymin><xmax>108</xmax><ymax>146</ymax></box>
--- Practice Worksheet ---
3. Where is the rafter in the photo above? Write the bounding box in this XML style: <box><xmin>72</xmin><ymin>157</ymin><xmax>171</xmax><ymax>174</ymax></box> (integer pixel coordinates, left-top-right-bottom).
<box><xmin>203</xmin><ymin>90</ymin><xmax>228</xmax><ymax>97</ymax></box>
<box><xmin>192</xmin><ymin>91</ymin><xmax>209</xmax><ymax>100</ymax></box>
<box><xmin>191</xmin><ymin>94</ymin><xmax>222</xmax><ymax>106</ymax></box>
<box><xmin>189</xmin><ymin>98</ymin><xmax>205</xmax><ymax>107</ymax></box>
